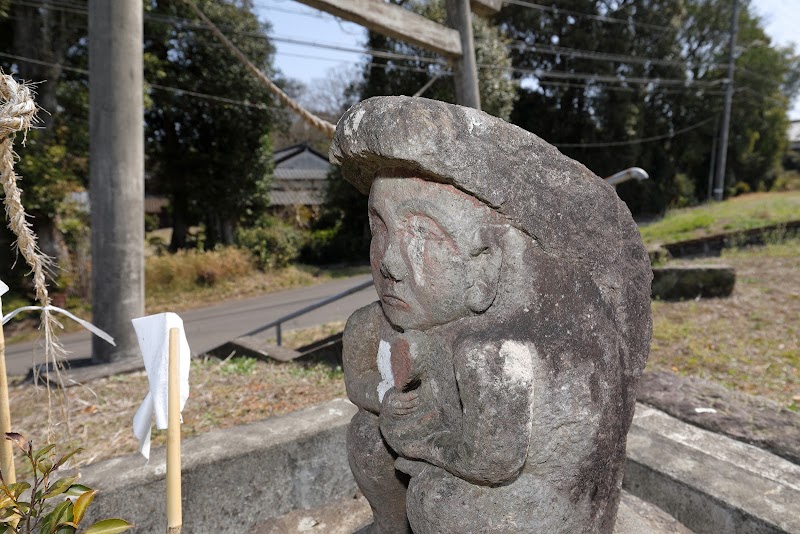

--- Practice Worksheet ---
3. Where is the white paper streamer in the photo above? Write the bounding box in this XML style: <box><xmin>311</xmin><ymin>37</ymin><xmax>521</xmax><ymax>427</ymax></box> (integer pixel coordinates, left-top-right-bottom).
<box><xmin>132</xmin><ymin>312</ymin><xmax>191</xmax><ymax>460</ymax></box>
<box><xmin>1</xmin><ymin>304</ymin><xmax>115</xmax><ymax>346</ymax></box>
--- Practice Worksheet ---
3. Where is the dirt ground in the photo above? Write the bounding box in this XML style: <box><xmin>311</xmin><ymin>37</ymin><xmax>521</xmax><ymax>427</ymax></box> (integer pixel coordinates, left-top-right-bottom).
<box><xmin>648</xmin><ymin>239</ymin><xmax>799</xmax><ymax>410</ymax></box>
<box><xmin>5</xmin><ymin>239</ymin><xmax>798</xmax><ymax>470</ymax></box>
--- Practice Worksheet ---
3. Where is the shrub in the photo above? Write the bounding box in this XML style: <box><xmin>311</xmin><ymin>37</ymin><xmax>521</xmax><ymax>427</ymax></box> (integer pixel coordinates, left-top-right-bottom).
<box><xmin>144</xmin><ymin>213</ymin><xmax>159</xmax><ymax>233</ymax></box>
<box><xmin>235</xmin><ymin>222</ymin><xmax>304</xmax><ymax>270</ymax></box>
<box><xmin>772</xmin><ymin>170</ymin><xmax>800</xmax><ymax>192</ymax></box>
<box><xmin>145</xmin><ymin>247</ymin><xmax>254</xmax><ymax>294</ymax></box>
<box><xmin>0</xmin><ymin>432</ymin><xmax>133</xmax><ymax>533</ymax></box>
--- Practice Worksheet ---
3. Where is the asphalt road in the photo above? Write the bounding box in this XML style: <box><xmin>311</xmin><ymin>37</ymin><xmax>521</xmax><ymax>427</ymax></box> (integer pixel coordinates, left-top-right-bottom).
<box><xmin>4</xmin><ymin>274</ymin><xmax>377</xmax><ymax>377</ymax></box>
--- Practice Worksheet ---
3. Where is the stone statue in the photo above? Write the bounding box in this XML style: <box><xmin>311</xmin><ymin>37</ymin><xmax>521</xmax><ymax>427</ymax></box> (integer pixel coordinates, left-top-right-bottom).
<box><xmin>330</xmin><ymin>97</ymin><xmax>652</xmax><ymax>533</ymax></box>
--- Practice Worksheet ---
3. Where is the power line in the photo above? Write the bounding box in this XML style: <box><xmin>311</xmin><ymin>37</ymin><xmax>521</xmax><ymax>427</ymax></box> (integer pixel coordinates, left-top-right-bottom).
<box><xmin>554</xmin><ymin>117</ymin><xmax>715</xmax><ymax>148</ymax></box>
<box><xmin>503</xmin><ymin>0</ymin><xmax>675</xmax><ymax>34</ymax></box>
<box><xmin>496</xmin><ymin>40</ymin><xmax>727</xmax><ymax>71</ymax></box>
<box><xmin>0</xmin><ymin>51</ymin><xmax>284</xmax><ymax>111</ymax></box>
<box><xmin>10</xmin><ymin>0</ymin><xmax>726</xmax><ymax>89</ymax></box>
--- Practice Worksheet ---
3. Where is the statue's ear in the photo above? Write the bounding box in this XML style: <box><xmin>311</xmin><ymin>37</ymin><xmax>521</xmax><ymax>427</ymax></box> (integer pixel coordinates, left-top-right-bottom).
<box><xmin>465</xmin><ymin>241</ymin><xmax>502</xmax><ymax>314</ymax></box>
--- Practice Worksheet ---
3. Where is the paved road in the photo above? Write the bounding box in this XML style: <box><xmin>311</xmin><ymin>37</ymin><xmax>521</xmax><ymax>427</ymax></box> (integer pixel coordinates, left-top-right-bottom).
<box><xmin>4</xmin><ymin>274</ymin><xmax>377</xmax><ymax>377</ymax></box>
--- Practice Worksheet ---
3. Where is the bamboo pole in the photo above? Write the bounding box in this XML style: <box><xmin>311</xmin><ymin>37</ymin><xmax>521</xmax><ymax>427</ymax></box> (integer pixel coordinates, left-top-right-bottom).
<box><xmin>166</xmin><ymin>328</ymin><xmax>182</xmax><ymax>534</ymax></box>
<box><xmin>0</xmin><ymin>296</ymin><xmax>15</xmax><ymax>485</ymax></box>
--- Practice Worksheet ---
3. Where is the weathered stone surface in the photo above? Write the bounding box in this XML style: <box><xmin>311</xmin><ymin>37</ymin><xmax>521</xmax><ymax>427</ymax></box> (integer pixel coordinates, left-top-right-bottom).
<box><xmin>331</xmin><ymin>97</ymin><xmax>653</xmax><ymax>533</ymax></box>
<box><xmin>651</xmin><ymin>265</ymin><xmax>735</xmax><ymax>300</ymax></box>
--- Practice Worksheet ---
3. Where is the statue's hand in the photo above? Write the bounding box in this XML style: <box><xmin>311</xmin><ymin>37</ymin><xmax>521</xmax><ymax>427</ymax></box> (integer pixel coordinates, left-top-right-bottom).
<box><xmin>390</xmin><ymin>330</ymin><xmax>432</xmax><ymax>391</ymax></box>
<box><xmin>380</xmin><ymin>387</ymin><xmax>437</xmax><ymax>459</ymax></box>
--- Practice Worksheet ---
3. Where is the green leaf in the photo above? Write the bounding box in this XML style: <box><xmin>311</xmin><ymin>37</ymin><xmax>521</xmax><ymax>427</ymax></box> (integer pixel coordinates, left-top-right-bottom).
<box><xmin>34</xmin><ymin>444</ymin><xmax>57</xmax><ymax>461</ymax></box>
<box><xmin>53</xmin><ymin>449</ymin><xmax>83</xmax><ymax>470</ymax></box>
<box><xmin>45</xmin><ymin>500</ymin><xmax>73</xmax><ymax>534</ymax></box>
<box><xmin>83</xmin><ymin>518</ymin><xmax>134</xmax><ymax>534</ymax></box>
<box><xmin>8</xmin><ymin>482</ymin><xmax>30</xmax><ymax>499</ymax></box>
<box><xmin>37</xmin><ymin>458</ymin><xmax>54</xmax><ymax>475</ymax></box>
<box><xmin>41</xmin><ymin>476</ymin><xmax>78</xmax><ymax>500</ymax></box>
<box><xmin>64</xmin><ymin>484</ymin><xmax>92</xmax><ymax>497</ymax></box>
<box><xmin>71</xmin><ymin>489</ymin><xmax>96</xmax><ymax>525</ymax></box>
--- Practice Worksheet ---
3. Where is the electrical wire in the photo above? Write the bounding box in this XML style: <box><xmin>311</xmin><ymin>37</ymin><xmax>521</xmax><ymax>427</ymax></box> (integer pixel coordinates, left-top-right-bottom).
<box><xmin>503</xmin><ymin>0</ymin><xmax>675</xmax><ymax>33</ymax></box>
<box><xmin>553</xmin><ymin>117</ymin><xmax>715</xmax><ymax>148</ymax></box>
<box><xmin>9</xmin><ymin>0</ymin><xmax>727</xmax><ymax>88</ymax></box>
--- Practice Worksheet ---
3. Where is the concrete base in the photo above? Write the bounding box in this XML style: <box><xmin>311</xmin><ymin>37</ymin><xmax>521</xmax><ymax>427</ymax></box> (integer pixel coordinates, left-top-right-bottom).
<box><xmin>651</xmin><ymin>265</ymin><xmax>735</xmax><ymax>300</ymax></box>
<box><xmin>251</xmin><ymin>490</ymin><xmax>690</xmax><ymax>534</ymax></box>
<box><xmin>81</xmin><ymin>399</ymin><xmax>358</xmax><ymax>533</ymax></box>
<box><xmin>79</xmin><ymin>399</ymin><xmax>798</xmax><ymax>533</ymax></box>
<box><xmin>626</xmin><ymin>405</ymin><xmax>800</xmax><ymax>533</ymax></box>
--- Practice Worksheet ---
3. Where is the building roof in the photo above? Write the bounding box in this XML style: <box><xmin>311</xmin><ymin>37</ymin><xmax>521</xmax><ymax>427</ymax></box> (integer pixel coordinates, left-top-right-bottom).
<box><xmin>273</xmin><ymin>143</ymin><xmax>329</xmax><ymax>166</ymax></box>
<box><xmin>274</xmin><ymin>168</ymin><xmax>329</xmax><ymax>180</ymax></box>
<box><xmin>270</xmin><ymin>190</ymin><xmax>325</xmax><ymax>206</ymax></box>
<box><xmin>145</xmin><ymin>196</ymin><xmax>169</xmax><ymax>213</ymax></box>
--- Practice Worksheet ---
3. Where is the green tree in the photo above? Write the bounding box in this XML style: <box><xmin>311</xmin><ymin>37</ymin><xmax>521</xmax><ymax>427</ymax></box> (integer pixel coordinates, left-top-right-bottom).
<box><xmin>497</xmin><ymin>0</ymin><xmax>796</xmax><ymax>213</ymax></box>
<box><xmin>144</xmin><ymin>0</ymin><xmax>279</xmax><ymax>249</ymax></box>
<box><xmin>0</xmin><ymin>1</ymin><xmax>89</xmax><ymax>292</ymax></box>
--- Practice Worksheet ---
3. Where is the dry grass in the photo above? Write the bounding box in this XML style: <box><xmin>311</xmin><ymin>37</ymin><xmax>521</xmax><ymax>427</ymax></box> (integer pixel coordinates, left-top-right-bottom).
<box><xmin>648</xmin><ymin>239</ymin><xmax>800</xmax><ymax>410</ymax></box>
<box><xmin>267</xmin><ymin>320</ymin><xmax>346</xmax><ymax>349</ymax></box>
<box><xmin>7</xmin><ymin>356</ymin><xmax>346</xmax><ymax>469</ymax></box>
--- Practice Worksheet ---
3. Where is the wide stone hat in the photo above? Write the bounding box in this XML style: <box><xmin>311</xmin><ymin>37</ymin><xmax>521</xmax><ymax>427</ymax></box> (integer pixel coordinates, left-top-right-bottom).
<box><xmin>329</xmin><ymin>95</ymin><xmax>647</xmax><ymax>273</ymax></box>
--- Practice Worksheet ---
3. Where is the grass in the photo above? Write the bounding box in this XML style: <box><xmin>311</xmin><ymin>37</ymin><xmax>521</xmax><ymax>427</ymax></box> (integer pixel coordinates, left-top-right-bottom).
<box><xmin>639</xmin><ymin>191</ymin><xmax>800</xmax><ymax>245</ymax></box>
<box><xmin>648</xmin><ymin>238</ymin><xmax>800</xmax><ymax>410</ymax></box>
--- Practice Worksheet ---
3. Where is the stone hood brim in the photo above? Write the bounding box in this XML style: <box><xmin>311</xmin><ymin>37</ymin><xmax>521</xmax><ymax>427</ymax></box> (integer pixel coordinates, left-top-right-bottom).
<box><xmin>329</xmin><ymin>96</ymin><xmax>642</xmax><ymax>268</ymax></box>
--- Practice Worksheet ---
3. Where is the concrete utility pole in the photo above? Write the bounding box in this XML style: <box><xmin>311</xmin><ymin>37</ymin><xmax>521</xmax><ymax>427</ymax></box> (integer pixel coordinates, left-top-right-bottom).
<box><xmin>446</xmin><ymin>0</ymin><xmax>481</xmax><ymax>109</ymax></box>
<box><xmin>89</xmin><ymin>1</ymin><xmax>145</xmax><ymax>362</ymax></box>
<box><xmin>713</xmin><ymin>0</ymin><xmax>739</xmax><ymax>201</ymax></box>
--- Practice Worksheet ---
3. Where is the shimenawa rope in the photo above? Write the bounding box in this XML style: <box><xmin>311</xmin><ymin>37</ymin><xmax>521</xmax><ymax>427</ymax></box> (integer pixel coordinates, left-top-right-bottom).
<box><xmin>183</xmin><ymin>0</ymin><xmax>337</xmax><ymax>138</ymax></box>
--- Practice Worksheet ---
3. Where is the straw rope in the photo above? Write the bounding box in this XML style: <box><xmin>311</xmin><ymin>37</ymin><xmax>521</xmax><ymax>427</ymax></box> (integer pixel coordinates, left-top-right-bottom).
<box><xmin>0</xmin><ymin>70</ymin><xmax>51</xmax><ymax>308</ymax></box>
<box><xmin>1</xmin><ymin>70</ymin><xmax>69</xmax><ymax>435</ymax></box>
<box><xmin>183</xmin><ymin>0</ymin><xmax>336</xmax><ymax>138</ymax></box>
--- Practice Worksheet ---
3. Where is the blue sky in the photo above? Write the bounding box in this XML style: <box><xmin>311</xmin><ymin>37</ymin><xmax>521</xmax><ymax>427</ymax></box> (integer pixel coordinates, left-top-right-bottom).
<box><xmin>254</xmin><ymin>0</ymin><xmax>800</xmax><ymax>119</ymax></box>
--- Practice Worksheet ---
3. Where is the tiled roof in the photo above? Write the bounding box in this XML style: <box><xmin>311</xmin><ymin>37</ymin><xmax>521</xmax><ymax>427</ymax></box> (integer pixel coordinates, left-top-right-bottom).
<box><xmin>145</xmin><ymin>196</ymin><xmax>169</xmax><ymax>212</ymax></box>
<box><xmin>270</xmin><ymin>190</ymin><xmax>325</xmax><ymax>206</ymax></box>
<box><xmin>274</xmin><ymin>168</ymin><xmax>329</xmax><ymax>180</ymax></box>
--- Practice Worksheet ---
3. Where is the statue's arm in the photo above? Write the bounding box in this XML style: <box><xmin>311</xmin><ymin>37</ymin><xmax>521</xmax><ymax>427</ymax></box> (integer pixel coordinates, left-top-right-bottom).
<box><xmin>342</xmin><ymin>302</ymin><xmax>383</xmax><ymax>414</ymax></box>
<box><xmin>424</xmin><ymin>339</ymin><xmax>534</xmax><ymax>485</ymax></box>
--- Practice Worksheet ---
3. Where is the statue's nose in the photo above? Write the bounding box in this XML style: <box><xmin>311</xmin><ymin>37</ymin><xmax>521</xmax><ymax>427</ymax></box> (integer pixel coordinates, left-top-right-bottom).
<box><xmin>380</xmin><ymin>242</ymin><xmax>407</xmax><ymax>282</ymax></box>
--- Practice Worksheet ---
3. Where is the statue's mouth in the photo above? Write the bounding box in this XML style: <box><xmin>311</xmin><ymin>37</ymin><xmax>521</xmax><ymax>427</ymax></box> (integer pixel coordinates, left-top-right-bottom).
<box><xmin>381</xmin><ymin>295</ymin><xmax>407</xmax><ymax>308</ymax></box>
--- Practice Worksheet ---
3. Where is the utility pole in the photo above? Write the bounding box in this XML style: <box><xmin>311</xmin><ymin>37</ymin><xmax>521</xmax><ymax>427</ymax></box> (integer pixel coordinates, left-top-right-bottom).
<box><xmin>713</xmin><ymin>0</ymin><xmax>739</xmax><ymax>201</ymax></box>
<box><xmin>446</xmin><ymin>0</ymin><xmax>481</xmax><ymax>109</ymax></box>
<box><xmin>707</xmin><ymin>115</ymin><xmax>719</xmax><ymax>200</ymax></box>
<box><xmin>89</xmin><ymin>1</ymin><xmax>145</xmax><ymax>362</ymax></box>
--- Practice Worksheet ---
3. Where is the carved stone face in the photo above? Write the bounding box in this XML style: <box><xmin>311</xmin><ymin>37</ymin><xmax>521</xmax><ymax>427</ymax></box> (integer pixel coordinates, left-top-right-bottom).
<box><xmin>368</xmin><ymin>176</ymin><xmax>502</xmax><ymax>331</ymax></box>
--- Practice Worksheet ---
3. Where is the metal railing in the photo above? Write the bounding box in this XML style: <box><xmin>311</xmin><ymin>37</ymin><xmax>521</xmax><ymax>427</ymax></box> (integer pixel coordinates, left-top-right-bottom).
<box><xmin>243</xmin><ymin>278</ymin><xmax>375</xmax><ymax>345</ymax></box>
<box><xmin>604</xmin><ymin>167</ymin><xmax>649</xmax><ymax>186</ymax></box>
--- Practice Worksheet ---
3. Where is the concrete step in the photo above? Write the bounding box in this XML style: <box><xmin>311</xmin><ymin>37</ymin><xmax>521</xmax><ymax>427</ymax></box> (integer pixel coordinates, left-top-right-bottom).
<box><xmin>625</xmin><ymin>404</ymin><xmax>800</xmax><ymax>533</ymax></box>
<box><xmin>651</xmin><ymin>265</ymin><xmax>736</xmax><ymax>300</ymax></box>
